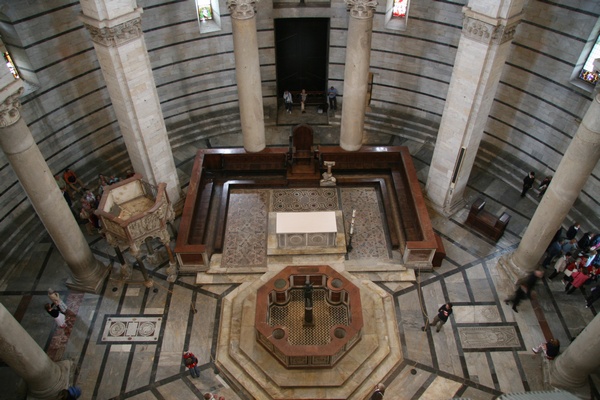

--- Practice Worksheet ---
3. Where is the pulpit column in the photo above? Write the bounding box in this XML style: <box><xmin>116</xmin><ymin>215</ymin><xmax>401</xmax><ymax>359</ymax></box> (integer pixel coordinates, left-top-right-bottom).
<box><xmin>340</xmin><ymin>0</ymin><xmax>377</xmax><ymax>151</ymax></box>
<box><xmin>0</xmin><ymin>302</ymin><xmax>70</xmax><ymax>399</ymax></box>
<box><xmin>500</xmin><ymin>94</ymin><xmax>600</xmax><ymax>279</ymax></box>
<box><xmin>426</xmin><ymin>1</ymin><xmax>524</xmax><ymax>215</ymax></box>
<box><xmin>0</xmin><ymin>77</ymin><xmax>108</xmax><ymax>294</ymax></box>
<box><xmin>79</xmin><ymin>1</ymin><xmax>183</xmax><ymax>207</ymax></box>
<box><xmin>227</xmin><ymin>0</ymin><xmax>266</xmax><ymax>153</ymax></box>
<box><xmin>550</xmin><ymin>313</ymin><xmax>600</xmax><ymax>397</ymax></box>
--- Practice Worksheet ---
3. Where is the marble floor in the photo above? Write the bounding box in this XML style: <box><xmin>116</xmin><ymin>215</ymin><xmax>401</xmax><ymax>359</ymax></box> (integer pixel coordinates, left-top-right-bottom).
<box><xmin>0</xmin><ymin>137</ymin><xmax>599</xmax><ymax>400</ymax></box>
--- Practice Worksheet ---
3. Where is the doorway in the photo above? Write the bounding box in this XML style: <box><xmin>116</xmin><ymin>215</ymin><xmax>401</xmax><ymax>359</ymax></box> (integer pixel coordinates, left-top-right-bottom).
<box><xmin>275</xmin><ymin>18</ymin><xmax>329</xmax><ymax>94</ymax></box>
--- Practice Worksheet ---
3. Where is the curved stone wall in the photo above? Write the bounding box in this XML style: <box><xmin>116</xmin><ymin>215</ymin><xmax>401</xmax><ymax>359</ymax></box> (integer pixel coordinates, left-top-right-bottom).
<box><xmin>0</xmin><ymin>0</ymin><xmax>598</xmax><ymax>277</ymax></box>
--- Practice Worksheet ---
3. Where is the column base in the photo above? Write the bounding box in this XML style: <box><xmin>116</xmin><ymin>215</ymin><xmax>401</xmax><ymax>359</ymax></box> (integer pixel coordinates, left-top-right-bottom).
<box><xmin>27</xmin><ymin>360</ymin><xmax>71</xmax><ymax>400</ymax></box>
<box><xmin>66</xmin><ymin>261</ymin><xmax>111</xmax><ymax>294</ymax></box>
<box><xmin>549</xmin><ymin>362</ymin><xmax>592</xmax><ymax>399</ymax></box>
<box><xmin>497</xmin><ymin>252</ymin><xmax>530</xmax><ymax>283</ymax></box>
<box><xmin>425</xmin><ymin>196</ymin><xmax>466</xmax><ymax>218</ymax></box>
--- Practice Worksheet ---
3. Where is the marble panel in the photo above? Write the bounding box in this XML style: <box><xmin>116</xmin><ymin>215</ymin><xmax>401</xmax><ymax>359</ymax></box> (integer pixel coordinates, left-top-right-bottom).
<box><xmin>466</xmin><ymin>264</ymin><xmax>496</xmax><ymax>302</ymax></box>
<box><xmin>464</xmin><ymin>352</ymin><xmax>494</xmax><ymax>387</ymax></box>
<box><xmin>444</xmin><ymin>273</ymin><xmax>472</xmax><ymax>303</ymax></box>
<box><xmin>126</xmin><ymin>344</ymin><xmax>156</xmax><ymax>392</ymax></box>
<box><xmin>453</xmin><ymin>305</ymin><xmax>502</xmax><ymax>324</ymax></box>
<box><xmin>419</xmin><ymin>375</ymin><xmax>463</xmax><ymax>399</ymax></box>
<box><xmin>96</xmin><ymin>351</ymin><xmax>129</xmax><ymax>399</ymax></box>
<box><xmin>490</xmin><ymin>351</ymin><xmax>525</xmax><ymax>394</ymax></box>
<box><xmin>189</xmin><ymin>294</ymin><xmax>218</xmax><ymax>365</ymax></box>
<box><xmin>386</xmin><ymin>366</ymin><xmax>432</xmax><ymax>399</ymax></box>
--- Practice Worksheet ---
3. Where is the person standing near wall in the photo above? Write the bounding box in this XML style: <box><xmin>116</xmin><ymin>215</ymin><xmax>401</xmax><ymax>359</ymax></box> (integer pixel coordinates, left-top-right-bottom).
<box><xmin>327</xmin><ymin>86</ymin><xmax>338</xmax><ymax>111</ymax></box>
<box><xmin>520</xmin><ymin>171</ymin><xmax>535</xmax><ymax>197</ymax></box>
<box><xmin>283</xmin><ymin>90</ymin><xmax>293</xmax><ymax>114</ymax></box>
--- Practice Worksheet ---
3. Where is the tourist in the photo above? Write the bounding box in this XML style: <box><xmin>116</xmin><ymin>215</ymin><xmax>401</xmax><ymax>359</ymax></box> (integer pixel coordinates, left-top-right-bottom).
<box><xmin>283</xmin><ymin>90</ymin><xmax>293</xmax><ymax>114</ymax></box>
<box><xmin>422</xmin><ymin>302</ymin><xmax>453</xmax><ymax>332</ymax></box>
<box><xmin>565</xmin><ymin>268</ymin><xmax>590</xmax><ymax>294</ymax></box>
<box><xmin>532</xmin><ymin>338</ymin><xmax>560</xmax><ymax>360</ymax></box>
<box><xmin>48</xmin><ymin>288</ymin><xmax>67</xmax><ymax>314</ymax></box>
<box><xmin>183</xmin><ymin>350</ymin><xmax>200</xmax><ymax>378</ymax></box>
<box><xmin>505</xmin><ymin>270</ymin><xmax>543</xmax><ymax>312</ymax></box>
<box><xmin>370</xmin><ymin>383</ymin><xmax>386</xmax><ymax>400</ymax></box>
<box><xmin>585</xmin><ymin>284</ymin><xmax>600</xmax><ymax>308</ymax></box>
<box><xmin>45</xmin><ymin>303</ymin><xmax>66</xmax><ymax>328</ymax></box>
<box><xmin>327</xmin><ymin>86</ymin><xmax>338</xmax><ymax>110</ymax></box>
<box><xmin>520</xmin><ymin>171</ymin><xmax>535</xmax><ymax>198</ymax></box>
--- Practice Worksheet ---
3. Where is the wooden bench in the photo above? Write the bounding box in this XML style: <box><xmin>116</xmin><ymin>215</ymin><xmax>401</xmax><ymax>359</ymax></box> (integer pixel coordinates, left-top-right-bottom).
<box><xmin>465</xmin><ymin>198</ymin><xmax>510</xmax><ymax>242</ymax></box>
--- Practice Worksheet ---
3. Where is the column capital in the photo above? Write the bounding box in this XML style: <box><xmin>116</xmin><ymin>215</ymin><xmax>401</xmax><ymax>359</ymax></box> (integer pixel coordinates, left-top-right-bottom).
<box><xmin>0</xmin><ymin>87</ymin><xmax>24</xmax><ymax>128</ymax></box>
<box><xmin>345</xmin><ymin>0</ymin><xmax>378</xmax><ymax>19</ymax></box>
<box><xmin>227</xmin><ymin>0</ymin><xmax>259</xmax><ymax>20</ymax></box>
<box><xmin>462</xmin><ymin>6</ymin><xmax>522</xmax><ymax>45</ymax></box>
<box><xmin>82</xmin><ymin>16</ymin><xmax>143</xmax><ymax>47</ymax></box>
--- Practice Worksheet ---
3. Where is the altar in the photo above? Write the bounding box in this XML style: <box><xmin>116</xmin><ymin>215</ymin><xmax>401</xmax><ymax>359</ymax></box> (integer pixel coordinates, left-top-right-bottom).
<box><xmin>267</xmin><ymin>210</ymin><xmax>347</xmax><ymax>256</ymax></box>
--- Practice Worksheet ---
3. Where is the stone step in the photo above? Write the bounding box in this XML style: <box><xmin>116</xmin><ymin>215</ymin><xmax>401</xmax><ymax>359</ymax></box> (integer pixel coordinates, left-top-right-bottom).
<box><xmin>350</xmin><ymin>269</ymin><xmax>416</xmax><ymax>282</ymax></box>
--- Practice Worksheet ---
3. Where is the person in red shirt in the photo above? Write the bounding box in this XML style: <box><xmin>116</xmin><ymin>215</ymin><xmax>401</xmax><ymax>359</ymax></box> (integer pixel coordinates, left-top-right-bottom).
<box><xmin>183</xmin><ymin>351</ymin><xmax>200</xmax><ymax>378</ymax></box>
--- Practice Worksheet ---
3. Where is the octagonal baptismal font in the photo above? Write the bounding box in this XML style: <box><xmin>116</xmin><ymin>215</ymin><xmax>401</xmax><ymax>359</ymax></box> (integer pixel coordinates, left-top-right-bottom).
<box><xmin>215</xmin><ymin>265</ymin><xmax>403</xmax><ymax>399</ymax></box>
<box><xmin>255</xmin><ymin>265</ymin><xmax>362</xmax><ymax>369</ymax></box>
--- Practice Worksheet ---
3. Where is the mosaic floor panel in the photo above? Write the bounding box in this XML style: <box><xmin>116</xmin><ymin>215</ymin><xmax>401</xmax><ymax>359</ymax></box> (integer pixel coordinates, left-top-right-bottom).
<box><xmin>340</xmin><ymin>187</ymin><xmax>390</xmax><ymax>259</ymax></box>
<box><xmin>222</xmin><ymin>190</ymin><xmax>270</xmax><ymax>269</ymax></box>
<box><xmin>221</xmin><ymin>187</ymin><xmax>390</xmax><ymax>268</ymax></box>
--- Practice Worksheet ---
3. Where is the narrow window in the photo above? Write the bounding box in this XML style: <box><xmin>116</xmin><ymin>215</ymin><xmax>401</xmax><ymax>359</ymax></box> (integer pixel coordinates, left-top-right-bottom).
<box><xmin>385</xmin><ymin>0</ymin><xmax>410</xmax><ymax>30</ymax></box>
<box><xmin>195</xmin><ymin>0</ymin><xmax>221</xmax><ymax>34</ymax></box>
<box><xmin>3</xmin><ymin>51</ymin><xmax>19</xmax><ymax>79</ymax></box>
<box><xmin>578</xmin><ymin>36</ymin><xmax>600</xmax><ymax>86</ymax></box>
<box><xmin>197</xmin><ymin>0</ymin><xmax>213</xmax><ymax>21</ymax></box>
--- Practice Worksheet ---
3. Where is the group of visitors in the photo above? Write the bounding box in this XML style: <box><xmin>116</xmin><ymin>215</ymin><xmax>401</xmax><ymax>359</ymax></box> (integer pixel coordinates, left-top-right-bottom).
<box><xmin>520</xmin><ymin>171</ymin><xmax>552</xmax><ymax>198</ymax></box>
<box><xmin>282</xmin><ymin>86</ymin><xmax>338</xmax><ymax>114</ymax></box>
<box><xmin>544</xmin><ymin>222</ymin><xmax>600</xmax><ymax>304</ymax></box>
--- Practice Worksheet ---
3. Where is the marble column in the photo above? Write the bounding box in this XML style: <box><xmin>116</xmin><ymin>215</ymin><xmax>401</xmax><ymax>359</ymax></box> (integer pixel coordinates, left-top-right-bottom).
<box><xmin>500</xmin><ymin>94</ymin><xmax>600</xmax><ymax>279</ymax></box>
<box><xmin>0</xmin><ymin>78</ymin><xmax>108</xmax><ymax>294</ymax></box>
<box><xmin>550</xmin><ymin>313</ymin><xmax>600</xmax><ymax>397</ymax></box>
<box><xmin>0</xmin><ymin>302</ymin><xmax>69</xmax><ymax>399</ymax></box>
<box><xmin>79</xmin><ymin>1</ymin><xmax>183</xmax><ymax>208</ymax></box>
<box><xmin>426</xmin><ymin>1</ymin><xmax>524</xmax><ymax>215</ymax></box>
<box><xmin>227</xmin><ymin>0</ymin><xmax>266</xmax><ymax>153</ymax></box>
<box><xmin>339</xmin><ymin>0</ymin><xmax>377</xmax><ymax>151</ymax></box>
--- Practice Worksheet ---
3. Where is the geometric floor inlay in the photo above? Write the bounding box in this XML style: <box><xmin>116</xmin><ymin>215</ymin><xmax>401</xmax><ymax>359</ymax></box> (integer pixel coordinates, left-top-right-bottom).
<box><xmin>100</xmin><ymin>316</ymin><xmax>162</xmax><ymax>343</ymax></box>
<box><xmin>458</xmin><ymin>325</ymin><xmax>521</xmax><ymax>350</ymax></box>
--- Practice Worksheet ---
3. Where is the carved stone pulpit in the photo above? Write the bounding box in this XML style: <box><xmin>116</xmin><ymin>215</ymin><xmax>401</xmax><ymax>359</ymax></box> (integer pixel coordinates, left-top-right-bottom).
<box><xmin>95</xmin><ymin>173</ymin><xmax>178</xmax><ymax>283</ymax></box>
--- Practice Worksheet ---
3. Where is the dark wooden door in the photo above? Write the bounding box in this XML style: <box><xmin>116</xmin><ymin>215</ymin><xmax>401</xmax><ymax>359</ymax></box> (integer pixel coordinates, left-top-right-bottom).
<box><xmin>275</xmin><ymin>18</ymin><xmax>329</xmax><ymax>96</ymax></box>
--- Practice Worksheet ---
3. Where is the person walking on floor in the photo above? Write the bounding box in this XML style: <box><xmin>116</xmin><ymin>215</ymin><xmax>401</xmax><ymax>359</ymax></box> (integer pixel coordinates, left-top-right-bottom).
<box><xmin>520</xmin><ymin>171</ymin><xmax>535</xmax><ymax>197</ymax></box>
<box><xmin>283</xmin><ymin>90</ymin><xmax>293</xmax><ymax>114</ymax></box>
<box><xmin>585</xmin><ymin>284</ymin><xmax>600</xmax><ymax>308</ymax></box>
<box><xmin>422</xmin><ymin>302</ymin><xmax>453</xmax><ymax>332</ymax></box>
<box><xmin>183</xmin><ymin>350</ymin><xmax>200</xmax><ymax>378</ymax></box>
<box><xmin>48</xmin><ymin>288</ymin><xmax>67</xmax><ymax>314</ymax></box>
<box><xmin>45</xmin><ymin>303</ymin><xmax>66</xmax><ymax>328</ymax></box>
<box><xmin>505</xmin><ymin>270</ymin><xmax>544</xmax><ymax>312</ymax></box>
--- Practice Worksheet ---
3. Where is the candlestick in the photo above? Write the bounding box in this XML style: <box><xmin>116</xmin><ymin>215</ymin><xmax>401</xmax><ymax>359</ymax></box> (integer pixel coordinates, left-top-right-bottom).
<box><xmin>352</xmin><ymin>209</ymin><xmax>356</xmax><ymax>218</ymax></box>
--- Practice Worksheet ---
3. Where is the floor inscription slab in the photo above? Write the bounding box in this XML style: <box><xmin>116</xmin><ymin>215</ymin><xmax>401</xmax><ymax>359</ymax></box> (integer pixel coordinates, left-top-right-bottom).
<box><xmin>100</xmin><ymin>315</ymin><xmax>162</xmax><ymax>343</ymax></box>
<box><xmin>458</xmin><ymin>326</ymin><xmax>521</xmax><ymax>349</ymax></box>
